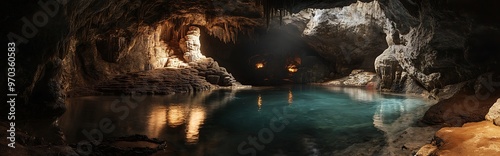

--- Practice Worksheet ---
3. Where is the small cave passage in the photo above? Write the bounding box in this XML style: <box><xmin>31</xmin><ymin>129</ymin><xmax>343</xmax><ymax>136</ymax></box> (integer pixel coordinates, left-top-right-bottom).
<box><xmin>200</xmin><ymin>27</ymin><xmax>332</xmax><ymax>86</ymax></box>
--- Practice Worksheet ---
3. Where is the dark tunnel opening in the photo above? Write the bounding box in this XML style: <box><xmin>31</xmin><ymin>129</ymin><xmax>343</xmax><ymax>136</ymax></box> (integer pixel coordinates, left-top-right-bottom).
<box><xmin>200</xmin><ymin>26</ymin><xmax>332</xmax><ymax>86</ymax></box>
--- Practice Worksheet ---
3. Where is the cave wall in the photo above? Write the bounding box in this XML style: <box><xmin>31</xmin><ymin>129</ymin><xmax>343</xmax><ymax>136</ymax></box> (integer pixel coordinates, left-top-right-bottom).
<box><xmin>285</xmin><ymin>1</ymin><xmax>389</xmax><ymax>75</ymax></box>
<box><xmin>61</xmin><ymin>24</ymin><xmax>172</xmax><ymax>95</ymax></box>
<box><xmin>279</xmin><ymin>0</ymin><xmax>499</xmax><ymax>94</ymax></box>
<box><xmin>380</xmin><ymin>0</ymin><xmax>500</xmax><ymax>94</ymax></box>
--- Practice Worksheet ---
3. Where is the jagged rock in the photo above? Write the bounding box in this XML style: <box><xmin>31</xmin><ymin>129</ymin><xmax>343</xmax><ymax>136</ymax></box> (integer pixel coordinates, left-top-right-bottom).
<box><xmin>486</xmin><ymin>99</ymin><xmax>500</xmax><ymax>122</ymax></box>
<box><xmin>294</xmin><ymin>1</ymin><xmax>388</xmax><ymax>74</ymax></box>
<box><xmin>374</xmin><ymin>47</ymin><xmax>407</xmax><ymax>92</ymax></box>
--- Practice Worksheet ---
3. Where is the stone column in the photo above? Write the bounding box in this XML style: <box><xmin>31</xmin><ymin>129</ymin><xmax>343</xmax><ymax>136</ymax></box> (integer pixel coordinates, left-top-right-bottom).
<box><xmin>179</xmin><ymin>26</ymin><xmax>205</xmax><ymax>62</ymax></box>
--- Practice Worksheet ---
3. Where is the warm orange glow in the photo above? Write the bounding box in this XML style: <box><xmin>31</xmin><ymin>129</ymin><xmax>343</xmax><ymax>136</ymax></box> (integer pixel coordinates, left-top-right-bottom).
<box><xmin>288</xmin><ymin>90</ymin><xmax>293</xmax><ymax>104</ymax></box>
<box><xmin>257</xmin><ymin>94</ymin><xmax>262</xmax><ymax>110</ymax></box>
<box><xmin>147</xmin><ymin>106</ymin><xmax>168</xmax><ymax>138</ymax></box>
<box><xmin>167</xmin><ymin>105</ymin><xmax>185</xmax><ymax>127</ymax></box>
<box><xmin>186</xmin><ymin>107</ymin><xmax>206</xmax><ymax>144</ymax></box>
<box><xmin>256</xmin><ymin>63</ymin><xmax>265</xmax><ymax>69</ymax></box>
<box><xmin>287</xmin><ymin>64</ymin><xmax>298</xmax><ymax>73</ymax></box>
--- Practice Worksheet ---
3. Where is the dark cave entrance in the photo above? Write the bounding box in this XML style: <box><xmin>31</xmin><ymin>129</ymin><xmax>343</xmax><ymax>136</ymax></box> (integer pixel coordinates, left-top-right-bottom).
<box><xmin>200</xmin><ymin>26</ymin><xmax>332</xmax><ymax>86</ymax></box>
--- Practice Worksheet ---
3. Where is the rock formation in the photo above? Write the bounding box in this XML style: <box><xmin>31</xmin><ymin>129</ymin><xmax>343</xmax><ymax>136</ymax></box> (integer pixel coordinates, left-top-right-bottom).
<box><xmin>486</xmin><ymin>99</ymin><xmax>500</xmax><ymax>126</ymax></box>
<box><xmin>422</xmin><ymin>73</ymin><xmax>500</xmax><ymax>126</ymax></box>
<box><xmin>323</xmin><ymin>69</ymin><xmax>377</xmax><ymax>87</ymax></box>
<box><xmin>180</xmin><ymin>26</ymin><xmax>206</xmax><ymax>62</ymax></box>
<box><xmin>416</xmin><ymin>121</ymin><xmax>500</xmax><ymax>156</ymax></box>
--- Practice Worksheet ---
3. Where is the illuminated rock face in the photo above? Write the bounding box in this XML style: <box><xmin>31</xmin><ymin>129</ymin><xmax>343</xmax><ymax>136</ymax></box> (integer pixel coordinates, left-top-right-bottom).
<box><xmin>486</xmin><ymin>99</ymin><xmax>500</xmax><ymax>124</ymax></box>
<box><xmin>285</xmin><ymin>0</ymin><xmax>500</xmax><ymax>94</ymax></box>
<box><xmin>419</xmin><ymin>121</ymin><xmax>500</xmax><ymax>156</ymax></box>
<box><xmin>180</xmin><ymin>26</ymin><xmax>206</xmax><ymax>62</ymax></box>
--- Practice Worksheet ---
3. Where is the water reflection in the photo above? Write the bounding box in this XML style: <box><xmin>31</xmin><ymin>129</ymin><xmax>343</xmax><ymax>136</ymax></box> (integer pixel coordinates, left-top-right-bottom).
<box><xmin>186</xmin><ymin>107</ymin><xmax>206</xmax><ymax>144</ymax></box>
<box><xmin>372</xmin><ymin>97</ymin><xmax>432</xmax><ymax>153</ymax></box>
<box><xmin>167</xmin><ymin>105</ymin><xmax>185</xmax><ymax>127</ymax></box>
<box><xmin>60</xmin><ymin>90</ymin><xmax>237</xmax><ymax>145</ymax></box>
<box><xmin>147</xmin><ymin>105</ymin><xmax>167</xmax><ymax>138</ymax></box>
<box><xmin>59</xmin><ymin>86</ymin><xmax>431</xmax><ymax>156</ymax></box>
<box><xmin>326</xmin><ymin>87</ymin><xmax>377</xmax><ymax>102</ymax></box>
<box><xmin>258</xmin><ymin>94</ymin><xmax>263</xmax><ymax>110</ymax></box>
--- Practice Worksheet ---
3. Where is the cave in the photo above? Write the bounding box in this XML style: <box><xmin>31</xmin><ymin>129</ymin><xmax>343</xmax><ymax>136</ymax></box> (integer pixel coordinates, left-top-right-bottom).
<box><xmin>2</xmin><ymin>0</ymin><xmax>500</xmax><ymax>155</ymax></box>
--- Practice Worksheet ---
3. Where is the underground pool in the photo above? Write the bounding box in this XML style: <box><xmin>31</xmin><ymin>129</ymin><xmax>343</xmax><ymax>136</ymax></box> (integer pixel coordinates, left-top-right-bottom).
<box><xmin>59</xmin><ymin>85</ymin><xmax>433</xmax><ymax>155</ymax></box>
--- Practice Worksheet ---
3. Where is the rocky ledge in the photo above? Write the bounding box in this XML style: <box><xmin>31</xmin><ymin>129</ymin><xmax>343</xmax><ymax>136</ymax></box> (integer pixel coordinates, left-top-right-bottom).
<box><xmin>321</xmin><ymin>69</ymin><xmax>377</xmax><ymax>88</ymax></box>
<box><xmin>94</xmin><ymin>58</ymin><xmax>243</xmax><ymax>95</ymax></box>
<box><xmin>417</xmin><ymin>121</ymin><xmax>500</xmax><ymax>156</ymax></box>
<box><xmin>417</xmin><ymin>99</ymin><xmax>500</xmax><ymax>156</ymax></box>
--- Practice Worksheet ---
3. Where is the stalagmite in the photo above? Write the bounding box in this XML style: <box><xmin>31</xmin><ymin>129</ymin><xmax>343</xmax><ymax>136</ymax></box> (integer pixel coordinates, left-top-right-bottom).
<box><xmin>179</xmin><ymin>26</ymin><xmax>205</xmax><ymax>62</ymax></box>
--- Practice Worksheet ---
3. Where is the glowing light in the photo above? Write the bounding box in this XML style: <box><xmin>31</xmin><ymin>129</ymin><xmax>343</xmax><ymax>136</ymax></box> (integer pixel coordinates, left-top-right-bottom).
<box><xmin>287</xmin><ymin>64</ymin><xmax>298</xmax><ymax>73</ymax></box>
<box><xmin>256</xmin><ymin>63</ymin><xmax>265</xmax><ymax>69</ymax></box>
<box><xmin>147</xmin><ymin>106</ymin><xmax>168</xmax><ymax>138</ymax></box>
<box><xmin>257</xmin><ymin>94</ymin><xmax>262</xmax><ymax>110</ymax></box>
<box><xmin>186</xmin><ymin>107</ymin><xmax>206</xmax><ymax>144</ymax></box>
<box><xmin>167</xmin><ymin>105</ymin><xmax>185</xmax><ymax>127</ymax></box>
<box><xmin>288</xmin><ymin>90</ymin><xmax>293</xmax><ymax>104</ymax></box>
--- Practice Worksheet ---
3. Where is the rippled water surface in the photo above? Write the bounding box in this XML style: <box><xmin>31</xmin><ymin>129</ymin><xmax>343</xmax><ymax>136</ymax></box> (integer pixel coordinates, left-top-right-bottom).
<box><xmin>59</xmin><ymin>86</ymin><xmax>431</xmax><ymax>155</ymax></box>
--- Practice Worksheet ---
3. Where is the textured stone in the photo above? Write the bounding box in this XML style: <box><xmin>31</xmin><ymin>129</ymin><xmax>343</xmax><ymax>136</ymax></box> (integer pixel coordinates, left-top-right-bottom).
<box><xmin>486</xmin><ymin>99</ymin><xmax>500</xmax><ymax>121</ymax></box>
<box><xmin>323</xmin><ymin>69</ymin><xmax>376</xmax><ymax>87</ymax></box>
<box><xmin>431</xmin><ymin>121</ymin><xmax>500</xmax><ymax>156</ymax></box>
<box><xmin>494</xmin><ymin>117</ymin><xmax>500</xmax><ymax>126</ymax></box>
<box><xmin>206</xmin><ymin>75</ymin><xmax>221</xmax><ymax>84</ymax></box>
<box><xmin>180</xmin><ymin>26</ymin><xmax>206</xmax><ymax>62</ymax></box>
<box><xmin>423</xmin><ymin>73</ymin><xmax>500</xmax><ymax>126</ymax></box>
<box><xmin>291</xmin><ymin>1</ymin><xmax>388</xmax><ymax>74</ymax></box>
<box><xmin>415</xmin><ymin>144</ymin><xmax>437</xmax><ymax>156</ymax></box>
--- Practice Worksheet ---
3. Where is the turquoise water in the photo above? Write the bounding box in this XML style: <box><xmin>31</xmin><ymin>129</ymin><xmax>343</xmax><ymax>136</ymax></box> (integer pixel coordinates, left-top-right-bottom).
<box><xmin>59</xmin><ymin>86</ymin><xmax>430</xmax><ymax>155</ymax></box>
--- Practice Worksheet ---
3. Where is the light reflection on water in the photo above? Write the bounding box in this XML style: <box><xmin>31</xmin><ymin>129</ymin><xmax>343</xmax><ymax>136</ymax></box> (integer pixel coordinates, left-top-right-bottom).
<box><xmin>59</xmin><ymin>86</ymin><xmax>431</xmax><ymax>155</ymax></box>
<box><xmin>186</xmin><ymin>107</ymin><xmax>206</xmax><ymax>144</ymax></box>
<box><xmin>146</xmin><ymin>105</ymin><xmax>167</xmax><ymax>138</ymax></box>
<box><xmin>166</xmin><ymin>105</ymin><xmax>184</xmax><ymax>127</ymax></box>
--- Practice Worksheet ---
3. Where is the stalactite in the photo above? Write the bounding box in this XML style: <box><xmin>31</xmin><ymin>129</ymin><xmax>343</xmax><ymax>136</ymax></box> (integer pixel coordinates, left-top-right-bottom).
<box><xmin>254</xmin><ymin>0</ymin><xmax>296</xmax><ymax>26</ymax></box>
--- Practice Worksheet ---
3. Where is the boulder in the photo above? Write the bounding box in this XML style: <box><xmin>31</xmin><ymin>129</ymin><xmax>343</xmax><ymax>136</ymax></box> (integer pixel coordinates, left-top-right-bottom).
<box><xmin>486</xmin><ymin>99</ymin><xmax>500</xmax><ymax>122</ymax></box>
